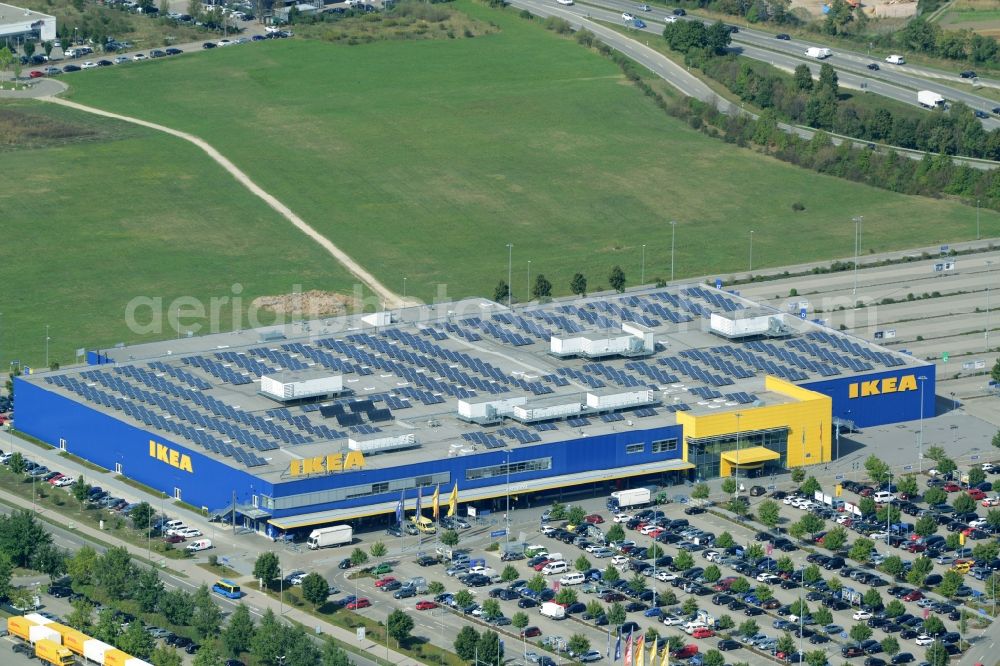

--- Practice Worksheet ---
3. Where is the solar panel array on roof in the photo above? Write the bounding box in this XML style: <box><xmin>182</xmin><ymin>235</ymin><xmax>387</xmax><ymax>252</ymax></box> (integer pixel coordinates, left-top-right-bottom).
<box><xmin>744</xmin><ymin>340</ymin><xmax>841</xmax><ymax>377</ymax></box>
<box><xmin>724</xmin><ymin>392</ymin><xmax>758</xmax><ymax>404</ymax></box>
<box><xmin>567</xmin><ymin>417</ymin><xmax>591</xmax><ymax>428</ymax></box>
<box><xmin>320</xmin><ymin>404</ymin><xmax>345</xmax><ymax>418</ymax></box>
<box><xmin>659</xmin><ymin>356</ymin><xmax>735</xmax><ymax>387</ymax></box>
<box><xmin>582</xmin><ymin>362</ymin><xmax>644</xmax><ymax>387</ymax></box>
<box><xmin>681</xmin><ymin>349</ymin><xmax>755</xmax><ymax>380</ymax></box>
<box><xmin>712</xmin><ymin>345</ymin><xmax>810</xmax><ymax>382</ymax></box>
<box><xmin>624</xmin><ymin>293</ymin><xmax>695</xmax><ymax>325</ymax></box>
<box><xmin>216</xmin><ymin>350</ymin><xmax>276</xmax><ymax>377</ymax></box>
<box><xmin>461</xmin><ymin>317</ymin><xmax>535</xmax><ymax>347</ymax></box>
<box><xmin>350</xmin><ymin>424</ymin><xmax>381</xmax><ymax>435</ymax></box>
<box><xmin>787</xmin><ymin>338</ymin><xmax>873</xmax><ymax>372</ymax></box>
<box><xmin>368</xmin><ymin>408</ymin><xmax>393</xmax><ymax>423</ymax></box>
<box><xmin>554</xmin><ymin>304</ymin><xmax>618</xmax><ymax>330</ymax></box>
<box><xmin>600</xmin><ymin>412</ymin><xmax>625</xmax><ymax>423</ymax></box>
<box><xmin>462</xmin><ymin>432</ymin><xmax>507</xmax><ymax>448</ymax></box>
<box><xmin>534</xmin><ymin>422</ymin><xmax>558</xmax><ymax>432</ymax></box>
<box><xmin>182</xmin><ymin>355</ymin><xmax>253</xmax><ymax>386</ymax></box>
<box><xmin>556</xmin><ymin>367</ymin><xmax>605</xmax><ymax>389</ymax></box>
<box><xmin>498</xmin><ymin>427</ymin><xmax>543</xmax><ymax>444</ymax></box>
<box><xmin>689</xmin><ymin>387</ymin><xmax>723</xmax><ymax>400</ymax></box>
<box><xmin>633</xmin><ymin>407</ymin><xmax>658</xmax><ymax>417</ymax></box>
<box><xmin>625</xmin><ymin>360</ymin><xmax>680</xmax><ymax>386</ymax></box>
<box><xmin>249</xmin><ymin>347</ymin><xmax>310</xmax><ymax>371</ymax></box>
<box><xmin>336</xmin><ymin>412</ymin><xmax>363</xmax><ymax>427</ymax></box>
<box><xmin>591</xmin><ymin>299</ymin><xmax>660</xmax><ymax>328</ymax></box>
<box><xmin>529</xmin><ymin>310</ymin><xmax>586</xmax><ymax>334</ymax></box>
<box><xmin>682</xmin><ymin>286</ymin><xmax>744</xmax><ymax>313</ymax></box>
<box><xmin>806</xmin><ymin>331</ymin><xmax>905</xmax><ymax>368</ymax></box>
<box><xmin>493</xmin><ymin>313</ymin><xmax>552</xmax><ymax>341</ymax></box>
<box><xmin>350</xmin><ymin>400</ymin><xmax>374</xmax><ymax>413</ymax></box>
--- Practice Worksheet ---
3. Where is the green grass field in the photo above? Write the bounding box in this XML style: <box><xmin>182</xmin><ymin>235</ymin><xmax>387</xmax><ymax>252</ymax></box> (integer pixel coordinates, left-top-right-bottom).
<box><xmin>60</xmin><ymin>2</ymin><xmax>995</xmax><ymax>304</ymax></box>
<box><xmin>0</xmin><ymin>101</ymin><xmax>354</xmax><ymax>368</ymax></box>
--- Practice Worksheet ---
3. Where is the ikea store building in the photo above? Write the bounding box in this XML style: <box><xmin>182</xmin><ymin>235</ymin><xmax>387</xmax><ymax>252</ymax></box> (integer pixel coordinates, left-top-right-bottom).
<box><xmin>15</xmin><ymin>286</ymin><xmax>934</xmax><ymax>537</ymax></box>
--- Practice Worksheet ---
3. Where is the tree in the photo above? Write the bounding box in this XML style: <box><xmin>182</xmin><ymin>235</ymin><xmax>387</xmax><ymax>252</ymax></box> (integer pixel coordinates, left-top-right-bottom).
<box><xmin>850</xmin><ymin>622</ymin><xmax>873</xmax><ymax>643</ymax></box>
<box><xmin>722</xmin><ymin>478</ymin><xmax>737</xmax><ymax>495</ymax></box>
<box><xmin>66</xmin><ymin>597</ymin><xmax>94</xmax><ymax>633</ymax></box>
<box><xmin>493</xmin><ymin>281</ymin><xmax>510</xmax><ymax>303</ymax></box>
<box><xmin>876</xmin><ymin>504</ymin><xmax>901</xmax><ymax>524</ymax></box>
<box><xmin>118</xmin><ymin>619</ymin><xmax>155</xmax><ymax>659</ymax></box>
<box><xmin>994</xmin><ymin>430</ymin><xmax>1000</xmax><ymax>450</ymax></box>
<box><xmin>94</xmin><ymin>608</ymin><xmax>123</xmax><ymax>644</ymax></box>
<box><xmin>823</xmin><ymin>526</ymin><xmax>848</xmax><ymax>551</ymax></box>
<box><xmin>192</xmin><ymin>584</ymin><xmax>223</xmax><ymax>639</ymax></box>
<box><xmin>755</xmin><ymin>584</ymin><xmax>773</xmax><ymax>603</ymax></box>
<box><xmin>568</xmin><ymin>634</ymin><xmax>591</xmax><ymax>657</ymax></box>
<box><xmin>7</xmin><ymin>451</ymin><xmax>24</xmax><ymax>474</ymax></box>
<box><xmin>777</xmin><ymin>633</ymin><xmax>796</xmax><ymax>655</ymax></box>
<box><xmin>567</xmin><ymin>506</ymin><xmax>587</xmax><ymax>525</ymax></box>
<box><xmin>791</xmin><ymin>468</ymin><xmax>805</xmax><ymax>483</ymax></box>
<box><xmin>349</xmin><ymin>548</ymin><xmax>368</xmax><ymax>566</ymax></box>
<box><xmin>440</xmin><ymin>529</ymin><xmax>460</xmax><ymax>547</ymax></box>
<box><xmin>454</xmin><ymin>626</ymin><xmax>480</xmax><ymax>661</ymax></box>
<box><xmin>674</xmin><ymin>550</ymin><xmax>694</xmax><ymax>571</ymax></box>
<box><xmin>301</xmin><ymin>572</ymin><xmax>330</xmax><ymax>609</ymax></box>
<box><xmin>455</xmin><ymin>589</ymin><xmax>475</xmax><ymax>608</ymax></box>
<box><xmin>647</xmin><ymin>544</ymin><xmax>664</xmax><ymax>560</ymax></box>
<box><xmin>512</xmin><ymin>611</ymin><xmax>529</xmax><ymax>629</ymax></box>
<box><xmin>865</xmin><ymin>455</ymin><xmax>891</xmax><ymax>484</ymax></box>
<box><xmin>923</xmin><ymin>614</ymin><xmax>945</xmax><ymax>636</ymax></box>
<box><xmin>160</xmin><ymin>588</ymin><xmax>195</xmax><ymax>625</ymax></box>
<box><xmin>31</xmin><ymin>543</ymin><xmax>67</xmax><ymax>583</ymax></box>
<box><xmin>703</xmin><ymin>650</ymin><xmax>725</xmax><ymax>666</ymax></box>
<box><xmin>192</xmin><ymin>641</ymin><xmax>225</xmax><ymax>666</ymax></box>
<box><xmin>884</xmin><ymin>599</ymin><xmax>905</xmax><ymax>618</ymax></box>
<box><xmin>607</xmin><ymin>602</ymin><xmax>626</xmax><ymax>625</ymax></box>
<box><xmin>556</xmin><ymin>588</ymin><xmax>579</xmax><ymax>605</ymax></box>
<box><xmin>369</xmin><ymin>541</ymin><xmax>387</xmax><ymax>559</ymax></box>
<box><xmin>730</xmin><ymin>577</ymin><xmax>751</xmax><ymax>594</ymax></box>
<box><xmin>682</xmin><ymin>597</ymin><xmax>698</xmax><ymax>615</ymax></box>
<box><xmin>703</xmin><ymin>564</ymin><xmax>721</xmax><ymax>582</ymax></box>
<box><xmin>793</xmin><ymin>63</ymin><xmax>813</xmax><ymax>91</ymax></box>
<box><xmin>858</xmin><ymin>497</ymin><xmax>877</xmax><ymax>517</ymax></box>
<box><xmin>628</xmin><ymin>573</ymin><xmax>647</xmax><ymax>595</ymax></box>
<box><xmin>802</xmin><ymin>565</ymin><xmax>822</xmax><ymax>584</ymax></box>
<box><xmin>794</xmin><ymin>514</ymin><xmax>825</xmax><ymax>539</ymax></box>
<box><xmin>501</xmin><ymin>564</ymin><xmax>519</xmax><ymax>582</ymax></box>
<box><xmin>477</xmin><ymin>630</ymin><xmax>503</xmax><ymax>666</ymax></box>
<box><xmin>134</xmin><ymin>566</ymin><xmax>165</xmax><ymax>613</ymax></box>
<box><xmin>914</xmin><ymin>515</ymin><xmax>937</xmax><ymax>538</ymax></box>
<box><xmin>527</xmin><ymin>573</ymin><xmax>547</xmax><ymax>593</ymax></box>
<box><xmin>93</xmin><ymin>546</ymin><xmax>135</xmax><ymax>601</ymax></box>
<box><xmin>607</xmin><ymin>523</ymin><xmax>625</xmax><ymax>542</ymax></box>
<box><xmin>863</xmin><ymin>588</ymin><xmax>883</xmax><ymax>610</ymax></box>
<box><xmin>131</xmin><ymin>502</ymin><xmax>155</xmax><ymax>530</ymax></box>
<box><xmin>250</xmin><ymin>609</ymin><xmax>284</xmax><ymax>666</ymax></box>
<box><xmin>531</xmin><ymin>274</ymin><xmax>552</xmax><ymax>299</ymax></box>
<box><xmin>849</xmin><ymin>537</ymin><xmax>874</xmax><ymax>563</ymax></box>
<box><xmin>937</xmin><ymin>570</ymin><xmax>964</xmax><ymax>597</ymax></box>
<box><xmin>926</xmin><ymin>641</ymin><xmax>949</xmax><ymax>666</ymax></box>
<box><xmin>72</xmin><ymin>475</ymin><xmax>91</xmax><ymax>510</ymax></box>
<box><xmin>953</xmin><ymin>493</ymin><xmax>976</xmax><ymax>513</ymax></box>
<box><xmin>881</xmin><ymin>556</ymin><xmax>904</xmax><ymax>578</ymax></box>
<box><xmin>253</xmin><ymin>552</ymin><xmax>280</xmax><ymax>586</ymax></box>
<box><xmin>692</xmin><ymin>483</ymin><xmax>710</xmax><ymax>499</ymax></box>
<box><xmin>603</xmin><ymin>564</ymin><xmax>620</xmax><ymax>584</ymax></box>
<box><xmin>428</xmin><ymin>581</ymin><xmax>445</xmax><ymax>595</ymax></box>
<box><xmin>897</xmin><ymin>475</ymin><xmax>919</xmax><ymax>499</ymax></box>
<box><xmin>0</xmin><ymin>509</ymin><xmax>52</xmax><ymax>568</ymax></box>
<box><xmin>974</xmin><ymin>541</ymin><xmax>1000</xmax><ymax>562</ymax></box>
<box><xmin>757</xmin><ymin>500</ymin><xmax>780</xmax><ymax>528</ymax></box>
<box><xmin>609</xmin><ymin>266</ymin><xmax>626</xmax><ymax>293</ymax></box>
<box><xmin>776</xmin><ymin>556</ymin><xmax>794</xmax><ymax>574</ymax></box>
<box><xmin>320</xmin><ymin>643</ymin><xmax>349</xmax><ymax>666</ymax></box>
<box><xmin>570</xmin><ymin>273</ymin><xmax>587</xmax><ymax>296</ymax></box>
<box><xmin>795</xmin><ymin>476</ymin><xmax>821</xmax><ymax>498</ymax></box>
<box><xmin>907</xmin><ymin>557</ymin><xmax>934</xmax><ymax>587</ymax></box>
<box><xmin>223</xmin><ymin>603</ymin><xmax>256</xmax><ymax>657</ymax></box>
<box><xmin>585</xmin><ymin>600</ymin><xmax>604</xmax><ymax>619</ymax></box>
<box><xmin>150</xmin><ymin>645</ymin><xmax>184</xmax><ymax>666</ymax></box>
<box><xmin>937</xmin><ymin>457</ymin><xmax>957</xmax><ymax>477</ymax></box>
<box><xmin>811</xmin><ymin>607</ymin><xmax>832</xmax><ymax>625</ymax></box>
<box><xmin>923</xmin><ymin>487</ymin><xmax>947</xmax><ymax>507</ymax></box>
<box><xmin>387</xmin><ymin>609</ymin><xmax>415</xmax><ymax>645</ymax></box>
<box><xmin>969</xmin><ymin>467</ymin><xmax>987</xmax><ymax>487</ymax></box>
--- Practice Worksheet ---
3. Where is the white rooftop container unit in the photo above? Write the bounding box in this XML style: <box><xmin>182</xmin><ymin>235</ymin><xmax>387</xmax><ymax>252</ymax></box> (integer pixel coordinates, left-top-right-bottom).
<box><xmin>83</xmin><ymin>639</ymin><xmax>115</xmax><ymax>663</ymax></box>
<box><xmin>348</xmin><ymin>433</ymin><xmax>416</xmax><ymax>453</ymax></box>
<box><xmin>709</xmin><ymin>308</ymin><xmax>782</xmax><ymax>339</ymax></box>
<box><xmin>457</xmin><ymin>396</ymin><xmax>527</xmax><ymax>420</ymax></box>
<box><xmin>361</xmin><ymin>311</ymin><xmax>393</xmax><ymax>327</ymax></box>
<box><xmin>551</xmin><ymin>330</ymin><xmax>638</xmax><ymax>358</ymax></box>
<box><xmin>28</xmin><ymin>624</ymin><xmax>61</xmax><ymax>644</ymax></box>
<box><xmin>260</xmin><ymin>371</ymin><xmax>343</xmax><ymax>401</ymax></box>
<box><xmin>586</xmin><ymin>389</ymin><xmax>653</xmax><ymax>411</ymax></box>
<box><xmin>23</xmin><ymin>613</ymin><xmax>52</xmax><ymax>625</ymax></box>
<box><xmin>513</xmin><ymin>401</ymin><xmax>581</xmax><ymax>422</ymax></box>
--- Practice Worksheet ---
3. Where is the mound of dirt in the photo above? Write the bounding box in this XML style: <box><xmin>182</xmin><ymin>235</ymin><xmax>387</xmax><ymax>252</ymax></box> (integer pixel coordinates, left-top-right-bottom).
<box><xmin>251</xmin><ymin>290</ymin><xmax>358</xmax><ymax>318</ymax></box>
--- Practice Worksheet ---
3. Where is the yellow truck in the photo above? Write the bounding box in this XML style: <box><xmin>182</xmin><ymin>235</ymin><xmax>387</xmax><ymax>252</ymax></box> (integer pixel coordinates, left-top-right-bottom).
<box><xmin>35</xmin><ymin>638</ymin><xmax>75</xmax><ymax>666</ymax></box>
<box><xmin>412</xmin><ymin>515</ymin><xmax>437</xmax><ymax>534</ymax></box>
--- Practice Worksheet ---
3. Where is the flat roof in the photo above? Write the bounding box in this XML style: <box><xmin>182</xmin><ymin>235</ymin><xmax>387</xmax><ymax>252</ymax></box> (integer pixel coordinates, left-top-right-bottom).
<box><xmin>0</xmin><ymin>2</ymin><xmax>54</xmax><ymax>23</ymax></box>
<box><xmin>27</xmin><ymin>285</ymin><xmax>928</xmax><ymax>483</ymax></box>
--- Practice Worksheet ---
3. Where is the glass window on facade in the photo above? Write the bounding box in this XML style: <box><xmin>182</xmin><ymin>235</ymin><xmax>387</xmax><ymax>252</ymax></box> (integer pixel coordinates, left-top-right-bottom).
<box><xmin>466</xmin><ymin>457</ymin><xmax>553</xmax><ymax>481</ymax></box>
<box><xmin>686</xmin><ymin>427</ymin><xmax>789</xmax><ymax>481</ymax></box>
<box><xmin>625</xmin><ymin>443</ymin><xmax>645</xmax><ymax>455</ymax></box>
<box><xmin>651</xmin><ymin>438</ymin><xmax>678</xmax><ymax>454</ymax></box>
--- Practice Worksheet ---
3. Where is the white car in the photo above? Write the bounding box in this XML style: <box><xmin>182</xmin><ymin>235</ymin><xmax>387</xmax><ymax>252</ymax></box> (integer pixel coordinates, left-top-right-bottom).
<box><xmin>852</xmin><ymin>610</ymin><xmax>872</xmax><ymax>620</ymax></box>
<box><xmin>611</xmin><ymin>555</ymin><xmax>630</xmax><ymax>565</ymax></box>
<box><xmin>756</xmin><ymin>573</ymin><xmax>780</xmax><ymax>583</ymax></box>
<box><xmin>556</xmin><ymin>0</ymin><xmax>573</xmax><ymax>4</ymax></box>
<box><xmin>622</xmin><ymin>12</ymin><xmax>634</xmax><ymax>21</ymax></box>
<box><xmin>176</xmin><ymin>527</ymin><xmax>202</xmax><ymax>538</ymax></box>
<box><xmin>970</xmin><ymin>518</ymin><xmax>988</xmax><ymax>528</ymax></box>
<box><xmin>541</xmin><ymin>526</ymin><xmax>557</xmax><ymax>536</ymax></box>
<box><xmin>655</xmin><ymin>571</ymin><xmax>677</xmax><ymax>582</ymax></box>
<box><xmin>639</xmin><ymin>524</ymin><xmax>660</xmax><ymax>535</ymax></box>
<box><xmin>53</xmin><ymin>476</ymin><xmax>75</xmax><ymax>487</ymax></box>
<box><xmin>80</xmin><ymin>61</ymin><xmax>97</xmax><ymax>69</ymax></box>
<box><xmin>836</xmin><ymin>514</ymin><xmax>852</xmax><ymax>524</ymax></box>
<box><xmin>664</xmin><ymin>15</ymin><xmax>678</xmax><ymax>23</ymax></box>
<box><xmin>217</xmin><ymin>39</ymin><xmax>233</xmax><ymax>47</ymax></box>
<box><xmin>703</xmin><ymin>550</ymin><xmax>720</xmax><ymax>562</ymax></box>
<box><xmin>915</xmin><ymin>635</ymin><xmax>935</xmax><ymax>647</ymax></box>
<box><xmin>114</xmin><ymin>56</ymin><xmax>129</xmax><ymax>64</ymax></box>
<box><xmin>132</xmin><ymin>53</ymin><xmax>147</xmax><ymax>61</ymax></box>
<box><xmin>661</xmin><ymin>615</ymin><xmax>682</xmax><ymax>626</ymax></box>
<box><xmin>613</xmin><ymin>513</ymin><xmax>631</xmax><ymax>523</ymax></box>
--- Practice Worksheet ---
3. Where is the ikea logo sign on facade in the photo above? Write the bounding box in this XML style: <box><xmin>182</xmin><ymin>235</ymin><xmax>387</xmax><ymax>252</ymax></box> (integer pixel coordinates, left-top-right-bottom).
<box><xmin>149</xmin><ymin>440</ymin><xmax>194</xmax><ymax>473</ymax></box>
<box><xmin>289</xmin><ymin>451</ymin><xmax>366</xmax><ymax>477</ymax></box>
<box><xmin>848</xmin><ymin>374</ymin><xmax>917</xmax><ymax>399</ymax></box>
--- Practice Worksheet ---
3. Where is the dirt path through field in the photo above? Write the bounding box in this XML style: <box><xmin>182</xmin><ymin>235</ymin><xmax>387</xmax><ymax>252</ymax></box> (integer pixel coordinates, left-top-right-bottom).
<box><xmin>41</xmin><ymin>95</ymin><xmax>404</xmax><ymax>309</ymax></box>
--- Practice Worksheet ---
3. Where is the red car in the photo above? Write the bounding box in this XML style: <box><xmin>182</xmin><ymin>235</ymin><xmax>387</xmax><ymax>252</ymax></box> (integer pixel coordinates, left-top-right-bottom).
<box><xmin>346</xmin><ymin>598</ymin><xmax>371</xmax><ymax>610</ymax></box>
<box><xmin>163</xmin><ymin>534</ymin><xmax>185</xmax><ymax>543</ymax></box>
<box><xmin>903</xmin><ymin>590</ymin><xmax>923</xmax><ymax>602</ymax></box>
<box><xmin>416</xmin><ymin>601</ymin><xmax>438</xmax><ymax>610</ymax></box>
<box><xmin>943</xmin><ymin>483</ymin><xmax>961</xmax><ymax>492</ymax></box>
<box><xmin>374</xmin><ymin>576</ymin><xmax>397</xmax><ymax>588</ymax></box>
<box><xmin>520</xmin><ymin>626</ymin><xmax>542</xmax><ymax>638</ymax></box>
<box><xmin>691</xmin><ymin>628</ymin><xmax>714</xmax><ymax>639</ymax></box>
<box><xmin>29</xmin><ymin>70</ymin><xmax>45</xmax><ymax>78</ymax></box>
<box><xmin>908</xmin><ymin>543</ymin><xmax>926</xmax><ymax>553</ymax></box>
<box><xmin>647</xmin><ymin>528</ymin><xmax>664</xmax><ymax>539</ymax></box>
<box><xmin>533</xmin><ymin>559</ymin><xmax>552</xmax><ymax>571</ymax></box>
<box><xmin>584</xmin><ymin>514</ymin><xmax>605</xmax><ymax>524</ymax></box>
<box><xmin>968</xmin><ymin>489</ymin><xmax>987</xmax><ymax>500</ymax></box>
<box><xmin>46</xmin><ymin>473</ymin><xmax>65</xmax><ymax>485</ymax></box>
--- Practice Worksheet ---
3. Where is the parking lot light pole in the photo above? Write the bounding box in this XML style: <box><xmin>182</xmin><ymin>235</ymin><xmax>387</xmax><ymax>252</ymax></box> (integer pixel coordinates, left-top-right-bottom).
<box><xmin>507</xmin><ymin>243</ymin><xmax>513</xmax><ymax>309</ymax></box>
<box><xmin>918</xmin><ymin>375</ymin><xmax>927</xmax><ymax>471</ymax></box>
<box><xmin>986</xmin><ymin>260</ymin><xmax>993</xmax><ymax>353</ymax></box>
<box><xmin>748</xmin><ymin>231</ymin><xmax>754</xmax><ymax>273</ymax></box>
<box><xmin>852</xmin><ymin>216</ymin><xmax>863</xmax><ymax>297</ymax></box>
<box><xmin>641</xmin><ymin>245</ymin><xmax>646</xmax><ymax>285</ymax></box>
<box><xmin>505</xmin><ymin>450</ymin><xmax>511</xmax><ymax>551</ymax></box>
<box><xmin>670</xmin><ymin>221</ymin><xmax>677</xmax><ymax>283</ymax></box>
<box><xmin>734</xmin><ymin>412</ymin><xmax>742</xmax><ymax>500</ymax></box>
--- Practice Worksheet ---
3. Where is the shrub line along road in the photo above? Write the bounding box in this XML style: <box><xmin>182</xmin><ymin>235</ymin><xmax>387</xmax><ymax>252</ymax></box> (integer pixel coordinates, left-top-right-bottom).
<box><xmin>509</xmin><ymin>0</ymin><xmax>1000</xmax><ymax>170</ymax></box>
<box><xmin>37</xmin><ymin>95</ymin><xmax>404</xmax><ymax>310</ymax></box>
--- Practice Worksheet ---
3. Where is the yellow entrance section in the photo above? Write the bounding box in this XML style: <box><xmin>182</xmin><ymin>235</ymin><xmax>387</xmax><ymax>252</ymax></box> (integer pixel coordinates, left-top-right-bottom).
<box><xmin>676</xmin><ymin>376</ymin><xmax>832</xmax><ymax>473</ymax></box>
<box><xmin>720</xmin><ymin>447</ymin><xmax>780</xmax><ymax>476</ymax></box>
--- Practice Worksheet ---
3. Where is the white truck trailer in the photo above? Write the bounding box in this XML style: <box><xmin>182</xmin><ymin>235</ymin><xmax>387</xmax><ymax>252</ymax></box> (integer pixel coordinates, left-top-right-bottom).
<box><xmin>805</xmin><ymin>47</ymin><xmax>832</xmax><ymax>59</ymax></box>
<box><xmin>607</xmin><ymin>488</ymin><xmax>652</xmax><ymax>510</ymax></box>
<box><xmin>918</xmin><ymin>90</ymin><xmax>946</xmax><ymax>109</ymax></box>
<box><xmin>306</xmin><ymin>524</ymin><xmax>353</xmax><ymax>549</ymax></box>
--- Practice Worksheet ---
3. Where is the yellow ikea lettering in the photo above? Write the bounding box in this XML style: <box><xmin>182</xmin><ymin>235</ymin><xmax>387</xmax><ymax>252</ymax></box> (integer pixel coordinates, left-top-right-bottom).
<box><xmin>148</xmin><ymin>440</ymin><xmax>193</xmax><ymax>473</ymax></box>
<box><xmin>289</xmin><ymin>451</ymin><xmax>366</xmax><ymax>477</ymax></box>
<box><xmin>848</xmin><ymin>374</ymin><xmax>918</xmax><ymax>399</ymax></box>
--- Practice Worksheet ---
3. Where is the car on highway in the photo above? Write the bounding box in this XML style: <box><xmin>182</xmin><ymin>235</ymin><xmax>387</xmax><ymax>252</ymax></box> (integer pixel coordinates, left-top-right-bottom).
<box><xmin>166</xmin><ymin>47</ymin><xmax>184</xmax><ymax>55</ymax></box>
<box><xmin>150</xmin><ymin>49</ymin><xmax>167</xmax><ymax>58</ymax></box>
<box><xmin>622</xmin><ymin>12</ymin><xmax>634</xmax><ymax>20</ymax></box>
<box><xmin>975</xmin><ymin>110</ymin><xmax>990</xmax><ymax>119</ymax></box>
<box><xmin>672</xmin><ymin>7</ymin><xmax>685</xmax><ymax>14</ymax></box>
<box><xmin>80</xmin><ymin>61</ymin><xmax>98</xmax><ymax>69</ymax></box>
<box><xmin>202</xmin><ymin>42</ymin><xmax>217</xmax><ymax>49</ymax></box>
<box><xmin>664</xmin><ymin>15</ymin><xmax>678</xmax><ymax>23</ymax></box>
<box><xmin>867</xmin><ymin>62</ymin><xmax>880</xmax><ymax>70</ymax></box>
<box><xmin>63</xmin><ymin>65</ymin><xmax>81</xmax><ymax>72</ymax></box>
<box><xmin>29</xmin><ymin>70</ymin><xmax>45</xmax><ymax>78</ymax></box>
<box><xmin>775</xmin><ymin>34</ymin><xmax>790</xmax><ymax>40</ymax></box>
<box><xmin>632</xmin><ymin>19</ymin><xmax>647</xmax><ymax>27</ymax></box>
<box><xmin>960</xmin><ymin>70</ymin><xmax>977</xmax><ymax>79</ymax></box>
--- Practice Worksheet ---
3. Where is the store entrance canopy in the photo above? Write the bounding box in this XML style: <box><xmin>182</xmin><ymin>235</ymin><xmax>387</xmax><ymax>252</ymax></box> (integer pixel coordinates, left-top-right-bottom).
<box><xmin>721</xmin><ymin>447</ymin><xmax>780</xmax><ymax>466</ymax></box>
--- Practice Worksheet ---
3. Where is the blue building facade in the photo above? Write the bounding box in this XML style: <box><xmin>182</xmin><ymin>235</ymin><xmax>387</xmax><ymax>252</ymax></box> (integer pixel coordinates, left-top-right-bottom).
<box><xmin>801</xmin><ymin>366</ymin><xmax>935</xmax><ymax>429</ymax></box>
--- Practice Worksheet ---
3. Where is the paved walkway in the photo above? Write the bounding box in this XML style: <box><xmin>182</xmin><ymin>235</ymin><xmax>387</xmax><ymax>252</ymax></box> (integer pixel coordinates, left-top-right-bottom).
<box><xmin>0</xmin><ymin>78</ymin><xmax>67</xmax><ymax>98</ymax></box>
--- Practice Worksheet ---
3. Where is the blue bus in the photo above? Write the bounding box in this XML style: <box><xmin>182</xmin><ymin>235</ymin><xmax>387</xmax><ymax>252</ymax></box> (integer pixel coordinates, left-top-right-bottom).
<box><xmin>212</xmin><ymin>579</ymin><xmax>243</xmax><ymax>599</ymax></box>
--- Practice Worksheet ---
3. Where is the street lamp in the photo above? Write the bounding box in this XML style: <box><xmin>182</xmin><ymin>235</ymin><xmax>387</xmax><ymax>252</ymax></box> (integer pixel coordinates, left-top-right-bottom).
<box><xmin>527</xmin><ymin>260</ymin><xmax>531</xmax><ymax>301</ymax></box>
<box><xmin>44</xmin><ymin>324</ymin><xmax>50</xmax><ymax>368</ymax></box>
<box><xmin>403</xmin><ymin>277</ymin><xmax>407</xmax><ymax>302</ymax></box>
<box><xmin>734</xmin><ymin>412</ymin><xmax>742</xmax><ymax>500</ymax></box>
<box><xmin>506</xmin><ymin>243</ymin><xmax>513</xmax><ymax>309</ymax></box>
<box><xmin>917</xmin><ymin>375</ymin><xmax>927</xmax><ymax>472</ymax></box>
<box><xmin>749</xmin><ymin>231</ymin><xmax>754</xmax><ymax>273</ymax></box>
<box><xmin>852</xmin><ymin>216</ymin><xmax>863</xmax><ymax>297</ymax></box>
<box><xmin>977</xmin><ymin>199</ymin><xmax>981</xmax><ymax>240</ymax></box>
<box><xmin>987</xmin><ymin>260</ymin><xmax>994</xmax><ymax>353</ymax></box>
<box><xmin>504</xmin><ymin>450</ymin><xmax>511</xmax><ymax>551</ymax></box>
<box><xmin>641</xmin><ymin>244</ymin><xmax>646</xmax><ymax>285</ymax></box>
<box><xmin>669</xmin><ymin>221</ymin><xmax>677</xmax><ymax>283</ymax></box>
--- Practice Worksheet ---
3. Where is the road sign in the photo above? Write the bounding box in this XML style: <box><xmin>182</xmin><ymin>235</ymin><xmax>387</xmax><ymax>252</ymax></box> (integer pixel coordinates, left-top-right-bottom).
<box><xmin>357</xmin><ymin>627</ymin><xmax>366</xmax><ymax>641</ymax></box>
<box><xmin>715</xmin><ymin>279</ymin><xmax>723</xmax><ymax>289</ymax></box>
<box><xmin>491</xmin><ymin>529</ymin><xmax>508</xmax><ymax>538</ymax></box>
<box><xmin>943</xmin><ymin>352</ymin><xmax>949</xmax><ymax>362</ymax></box>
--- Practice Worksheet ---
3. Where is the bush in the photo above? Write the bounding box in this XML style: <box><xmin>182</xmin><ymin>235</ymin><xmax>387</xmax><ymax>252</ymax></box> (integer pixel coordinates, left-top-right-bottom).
<box><xmin>792</xmin><ymin>202</ymin><xmax>805</xmax><ymax>211</ymax></box>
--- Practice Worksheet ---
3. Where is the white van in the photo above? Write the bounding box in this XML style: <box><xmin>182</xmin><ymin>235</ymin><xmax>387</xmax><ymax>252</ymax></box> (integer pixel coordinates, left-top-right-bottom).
<box><xmin>683</xmin><ymin>621</ymin><xmax>708</xmax><ymax>635</ymax></box>
<box><xmin>164</xmin><ymin>520</ymin><xmax>186</xmax><ymax>535</ymax></box>
<box><xmin>885</xmin><ymin>54</ymin><xmax>905</xmax><ymax>65</ymax></box>
<box><xmin>541</xmin><ymin>561</ymin><xmax>568</xmax><ymax>575</ymax></box>
<box><xmin>547</xmin><ymin>552</ymin><xmax>564</xmax><ymax>563</ymax></box>
<box><xmin>873</xmin><ymin>491</ymin><xmax>895</xmax><ymax>503</ymax></box>
<box><xmin>539</xmin><ymin>602</ymin><xmax>566</xmax><ymax>620</ymax></box>
<box><xmin>186</xmin><ymin>539</ymin><xmax>212</xmax><ymax>552</ymax></box>
<box><xmin>559</xmin><ymin>572</ymin><xmax>585</xmax><ymax>586</ymax></box>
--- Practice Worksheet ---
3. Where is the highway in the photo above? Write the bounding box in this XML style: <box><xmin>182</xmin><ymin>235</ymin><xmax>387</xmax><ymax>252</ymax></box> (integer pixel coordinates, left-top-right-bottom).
<box><xmin>574</xmin><ymin>0</ymin><xmax>1000</xmax><ymax>128</ymax></box>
